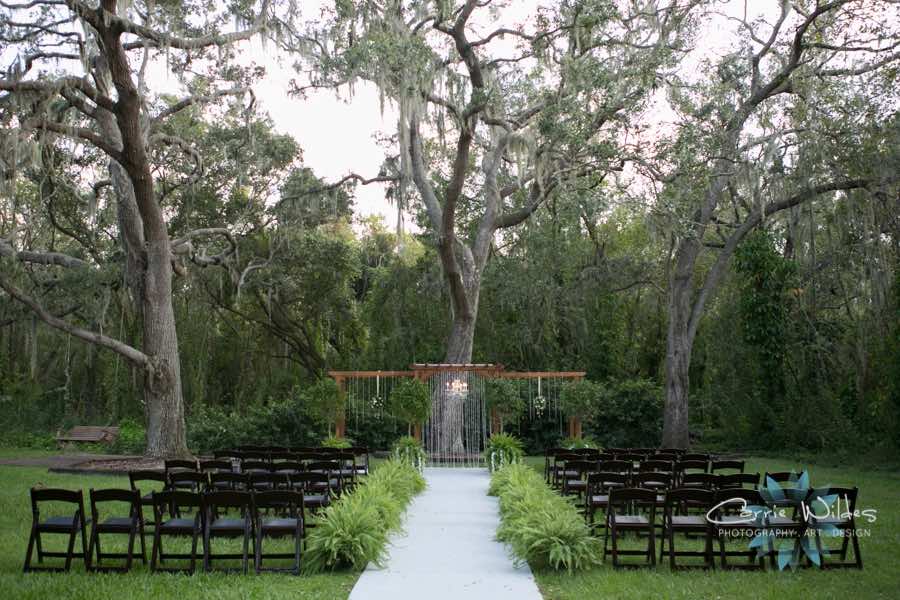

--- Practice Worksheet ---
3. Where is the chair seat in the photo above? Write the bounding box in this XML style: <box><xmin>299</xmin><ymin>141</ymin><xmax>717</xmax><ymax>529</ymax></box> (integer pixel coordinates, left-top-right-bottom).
<box><xmin>613</xmin><ymin>515</ymin><xmax>649</xmax><ymax>526</ymax></box>
<box><xmin>304</xmin><ymin>494</ymin><xmax>329</xmax><ymax>507</ymax></box>
<box><xmin>261</xmin><ymin>518</ymin><xmax>301</xmax><ymax>532</ymax></box>
<box><xmin>98</xmin><ymin>517</ymin><xmax>136</xmax><ymax>532</ymax></box>
<box><xmin>809</xmin><ymin>517</ymin><xmax>850</xmax><ymax>526</ymax></box>
<box><xmin>589</xmin><ymin>495</ymin><xmax>609</xmax><ymax>505</ymax></box>
<box><xmin>39</xmin><ymin>516</ymin><xmax>81</xmax><ymax>532</ymax></box>
<box><xmin>671</xmin><ymin>515</ymin><xmax>707</xmax><ymax>528</ymax></box>
<box><xmin>209</xmin><ymin>518</ymin><xmax>248</xmax><ymax>533</ymax></box>
<box><xmin>160</xmin><ymin>518</ymin><xmax>197</xmax><ymax>532</ymax></box>
<box><xmin>768</xmin><ymin>516</ymin><xmax>802</xmax><ymax>527</ymax></box>
<box><xmin>566</xmin><ymin>481</ymin><xmax>587</xmax><ymax>490</ymax></box>
<box><xmin>718</xmin><ymin>515</ymin><xmax>760</xmax><ymax>526</ymax></box>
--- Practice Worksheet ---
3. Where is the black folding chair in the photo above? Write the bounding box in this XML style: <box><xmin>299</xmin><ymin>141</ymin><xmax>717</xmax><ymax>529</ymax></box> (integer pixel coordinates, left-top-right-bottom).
<box><xmin>150</xmin><ymin>490</ymin><xmax>203</xmax><ymax>573</ymax></box>
<box><xmin>807</xmin><ymin>486</ymin><xmax>863</xmax><ymax>569</ymax></box>
<box><xmin>87</xmin><ymin>488</ymin><xmax>146</xmax><ymax>572</ymax></box>
<box><xmin>203</xmin><ymin>491</ymin><xmax>254</xmax><ymax>573</ymax></box>
<box><xmin>585</xmin><ymin>472</ymin><xmax>628</xmax><ymax>528</ymax></box>
<box><xmin>716</xmin><ymin>472</ymin><xmax>760</xmax><ymax>490</ymax></box>
<box><xmin>349</xmin><ymin>446</ymin><xmax>370</xmax><ymax>477</ymax></box>
<box><xmin>604</xmin><ymin>488</ymin><xmax>657</xmax><ymax>568</ymax></box>
<box><xmin>129</xmin><ymin>470</ymin><xmax>167</xmax><ymax>526</ymax></box>
<box><xmin>23</xmin><ymin>488</ymin><xmax>90</xmax><ymax>572</ymax></box>
<box><xmin>199</xmin><ymin>459</ymin><xmax>233</xmax><ymax>474</ymax></box>
<box><xmin>290</xmin><ymin>472</ymin><xmax>333</xmax><ymax>513</ymax></box>
<box><xmin>710</xmin><ymin>459</ymin><xmax>744</xmax><ymax>474</ymax></box>
<box><xmin>712</xmin><ymin>488</ymin><xmax>767</xmax><ymax>570</ymax></box>
<box><xmin>254</xmin><ymin>490</ymin><xmax>306</xmax><ymax>574</ymax></box>
<box><xmin>659</xmin><ymin>488</ymin><xmax>713</xmax><ymax>569</ymax></box>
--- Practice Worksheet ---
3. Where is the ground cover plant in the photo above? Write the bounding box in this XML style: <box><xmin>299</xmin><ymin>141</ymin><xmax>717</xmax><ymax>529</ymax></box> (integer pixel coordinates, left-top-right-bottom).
<box><xmin>303</xmin><ymin>459</ymin><xmax>425</xmax><ymax>572</ymax></box>
<box><xmin>518</xmin><ymin>456</ymin><xmax>900</xmax><ymax>600</ymax></box>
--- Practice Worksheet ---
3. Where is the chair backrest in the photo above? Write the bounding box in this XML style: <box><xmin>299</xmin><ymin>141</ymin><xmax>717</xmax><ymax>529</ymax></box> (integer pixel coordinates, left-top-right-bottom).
<box><xmin>209</xmin><ymin>472</ymin><xmax>249</xmax><ymax>491</ymax></box>
<box><xmin>716</xmin><ymin>473</ymin><xmax>759</xmax><ymax>490</ymax></box>
<box><xmin>664</xmin><ymin>487</ymin><xmax>713</xmax><ymax>513</ymax></box>
<box><xmin>569</xmin><ymin>448</ymin><xmax>600</xmax><ymax>457</ymax></box>
<box><xmin>306</xmin><ymin>460</ymin><xmax>340</xmax><ymax>473</ymax></box>
<box><xmin>272</xmin><ymin>461</ymin><xmax>305</xmax><ymax>475</ymax></box>
<box><xmin>675</xmin><ymin>459</ymin><xmax>708</xmax><ymax>473</ymax></box>
<box><xmin>152</xmin><ymin>490</ymin><xmax>202</xmax><ymax>515</ymax></box>
<box><xmin>710</xmin><ymin>459</ymin><xmax>744</xmax><ymax>473</ymax></box>
<box><xmin>632</xmin><ymin>448</ymin><xmax>654</xmax><ymax>455</ymax></box>
<box><xmin>617</xmin><ymin>453</ymin><xmax>644</xmax><ymax>462</ymax></box>
<box><xmin>657</xmin><ymin>448</ymin><xmax>685</xmax><ymax>455</ymax></box>
<box><xmin>315</xmin><ymin>447</ymin><xmax>342</xmax><ymax>454</ymax></box>
<box><xmin>203</xmin><ymin>490</ymin><xmax>252</xmax><ymax>515</ymax></box>
<box><xmin>199</xmin><ymin>459</ymin><xmax>232</xmax><ymax>473</ymax></box>
<box><xmin>89</xmin><ymin>488</ymin><xmax>141</xmax><ymax>521</ymax></box>
<box><xmin>290</xmin><ymin>447</ymin><xmax>319</xmax><ymax>453</ymax></box>
<box><xmin>654</xmin><ymin>453</ymin><xmax>679</xmax><ymax>462</ymax></box>
<box><xmin>129</xmin><ymin>469</ymin><xmax>167</xmax><ymax>492</ymax></box>
<box><xmin>30</xmin><ymin>487</ymin><xmax>84</xmax><ymax>517</ymax></box>
<box><xmin>555</xmin><ymin>453</ymin><xmax>581</xmax><ymax>464</ymax></box>
<box><xmin>164</xmin><ymin>459</ymin><xmax>198</xmax><ymax>473</ymax></box>
<box><xmin>712</xmin><ymin>487</ymin><xmax>765</xmax><ymax>521</ymax></box>
<box><xmin>269</xmin><ymin>451</ymin><xmax>295</xmax><ymax>462</ymax></box>
<box><xmin>682</xmin><ymin>453</ymin><xmax>710</xmax><ymax>462</ymax></box>
<box><xmin>241</xmin><ymin>450</ymin><xmax>271</xmax><ymax>461</ymax></box>
<box><xmin>632</xmin><ymin>471</ymin><xmax>672</xmax><ymax>489</ymax></box>
<box><xmin>807</xmin><ymin>486</ymin><xmax>858</xmax><ymax>518</ymax></box>
<box><xmin>600</xmin><ymin>459</ymin><xmax>632</xmax><ymax>474</ymax></box>
<box><xmin>564</xmin><ymin>460</ymin><xmax>599</xmax><ymax>477</ymax></box>
<box><xmin>168</xmin><ymin>471</ymin><xmax>208</xmax><ymax>491</ymax></box>
<box><xmin>290</xmin><ymin>471</ymin><xmax>331</xmax><ymax>491</ymax></box>
<box><xmin>240</xmin><ymin>460</ymin><xmax>272</xmax><ymax>473</ymax></box>
<box><xmin>608</xmin><ymin>487</ymin><xmax>658</xmax><ymax>514</ymax></box>
<box><xmin>681</xmin><ymin>472</ymin><xmax>716</xmax><ymax>489</ymax></box>
<box><xmin>212</xmin><ymin>449</ymin><xmax>241</xmax><ymax>459</ymax></box>
<box><xmin>253</xmin><ymin>490</ymin><xmax>305</xmax><ymax>519</ymax></box>
<box><xmin>639</xmin><ymin>459</ymin><xmax>673</xmax><ymax>472</ymax></box>
<box><xmin>248</xmin><ymin>472</ymin><xmax>292</xmax><ymax>491</ymax></box>
<box><xmin>587</xmin><ymin>471</ymin><xmax>628</xmax><ymax>492</ymax></box>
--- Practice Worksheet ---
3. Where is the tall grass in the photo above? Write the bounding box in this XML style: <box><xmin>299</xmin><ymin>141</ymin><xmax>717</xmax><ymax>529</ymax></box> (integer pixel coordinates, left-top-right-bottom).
<box><xmin>490</xmin><ymin>463</ymin><xmax>601</xmax><ymax>572</ymax></box>
<box><xmin>303</xmin><ymin>459</ymin><xmax>425</xmax><ymax>572</ymax></box>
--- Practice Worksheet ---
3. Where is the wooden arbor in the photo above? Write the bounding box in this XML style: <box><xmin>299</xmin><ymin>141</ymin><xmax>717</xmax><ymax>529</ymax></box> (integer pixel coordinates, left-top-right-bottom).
<box><xmin>327</xmin><ymin>364</ymin><xmax>586</xmax><ymax>440</ymax></box>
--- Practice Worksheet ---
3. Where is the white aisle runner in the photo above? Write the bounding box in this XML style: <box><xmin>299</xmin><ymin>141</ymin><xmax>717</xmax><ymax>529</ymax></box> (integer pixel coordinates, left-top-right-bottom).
<box><xmin>348</xmin><ymin>468</ymin><xmax>543</xmax><ymax>600</ymax></box>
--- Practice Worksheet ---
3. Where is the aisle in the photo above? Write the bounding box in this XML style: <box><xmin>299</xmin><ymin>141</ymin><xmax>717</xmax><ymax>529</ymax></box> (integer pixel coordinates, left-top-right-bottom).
<box><xmin>348</xmin><ymin>468</ymin><xmax>542</xmax><ymax>600</ymax></box>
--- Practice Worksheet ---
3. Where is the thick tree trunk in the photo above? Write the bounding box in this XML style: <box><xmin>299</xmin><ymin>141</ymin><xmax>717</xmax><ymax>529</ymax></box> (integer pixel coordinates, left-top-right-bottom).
<box><xmin>445</xmin><ymin>313</ymin><xmax>477</xmax><ymax>363</ymax></box>
<box><xmin>662</xmin><ymin>274</ymin><xmax>693</xmax><ymax>448</ymax></box>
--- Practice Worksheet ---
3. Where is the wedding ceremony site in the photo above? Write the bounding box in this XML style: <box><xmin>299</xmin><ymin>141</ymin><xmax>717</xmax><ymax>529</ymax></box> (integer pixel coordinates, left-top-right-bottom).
<box><xmin>1</xmin><ymin>0</ymin><xmax>899</xmax><ymax>599</ymax></box>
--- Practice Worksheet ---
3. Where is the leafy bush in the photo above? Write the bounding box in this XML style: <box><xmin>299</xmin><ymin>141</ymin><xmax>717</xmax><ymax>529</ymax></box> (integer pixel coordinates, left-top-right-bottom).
<box><xmin>302</xmin><ymin>379</ymin><xmax>346</xmax><ymax>436</ymax></box>
<box><xmin>491</xmin><ymin>463</ymin><xmax>601</xmax><ymax>571</ymax></box>
<box><xmin>303</xmin><ymin>459</ymin><xmax>425</xmax><ymax>572</ymax></box>
<box><xmin>484</xmin><ymin>378</ymin><xmax>525</xmax><ymax>433</ymax></box>
<box><xmin>560</xmin><ymin>436</ymin><xmax>600</xmax><ymax>450</ymax></box>
<box><xmin>484</xmin><ymin>433</ymin><xmax>524</xmax><ymax>472</ymax></box>
<box><xmin>321</xmin><ymin>435</ymin><xmax>353</xmax><ymax>449</ymax></box>
<box><xmin>109</xmin><ymin>418</ymin><xmax>146</xmax><ymax>454</ymax></box>
<box><xmin>588</xmin><ymin>378</ymin><xmax>663</xmax><ymax>448</ymax></box>
<box><xmin>392</xmin><ymin>435</ymin><xmax>426</xmax><ymax>471</ymax></box>
<box><xmin>388</xmin><ymin>379</ymin><xmax>431</xmax><ymax>434</ymax></box>
<box><xmin>560</xmin><ymin>379</ymin><xmax>601</xmax><ymax>419</ymax></box>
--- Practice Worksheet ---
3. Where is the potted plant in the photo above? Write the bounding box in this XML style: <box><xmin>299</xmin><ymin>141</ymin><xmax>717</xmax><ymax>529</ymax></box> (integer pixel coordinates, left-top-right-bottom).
<box><xmin>302</xmin><ymin>378</ymin><xmax>346</xmax><ymax>437</ymax></box>
<box><xmin>559</xmin><ymin>379</ymin><xmax>600</xmax><ymax>439</ymax></box>
<box><xmin>389</xmin><ymin>378</ymin><xmax>431</xmax><ymax>439</ymax></box>
<box><xmin>484</xmin><ymin>378</ymin><xmax>525</xmax><ymax>434</ymax></box>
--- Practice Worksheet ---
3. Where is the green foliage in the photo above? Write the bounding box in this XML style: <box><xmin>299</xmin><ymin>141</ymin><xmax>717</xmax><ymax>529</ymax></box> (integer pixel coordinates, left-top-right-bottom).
<box><xmin>491</xmin><ymin>464</ymin><xmax>601</xmax><ymax>571</ymax></box>
<box><xmin>484</xmin><ymin>378</ymin><xmax>525</xmax><ymax>433</ymax></box>
<box><xmin>560</xmin><ymin>379</ymin><xmax>601</xmax><ymax>419</ymax></box>
<box><xmin>108</xmin><ymin>418</ymin><xmax>146</xmax><ymax>454</ymax></box>
<box><xmin>484</xmin><ymin>433</ymin><xmax>524</xmax><ymax>472</ymax></box>
<box><xmin>588</xmin><ymin>379</ymin><xmax>663</xmax><ymax>448</ymax></box>
<box><xmin>303</xmin><ymin>460</ymin><xmax>425</xmax><ymax>572</ymax></box>
<box><xmin>560</xmin><ymin>436</ymin><xmax>600</xmax><ymax>450</ymax></box>
<box><xmin>388</xmin><ymin>379</ymin><xmax>431</xmax><ymax>427</ymax></box>
<box><xmin>321</xmin><ymin>435</ymin><xmax>353</xmax><ymax>449</ymax></box>
<box><xmin>302</xmin><ymin>379</ymin><xmax>346</xmax><ymax>434</ymax></box>
<box><xmin>391</xmin><ymin>435</ymin><xmax>426</xmax><ymax>470</ymax></box>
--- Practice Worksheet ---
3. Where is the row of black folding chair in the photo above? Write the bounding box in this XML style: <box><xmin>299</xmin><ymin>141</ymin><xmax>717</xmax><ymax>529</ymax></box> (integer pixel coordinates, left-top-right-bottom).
<box><xmin>601</xmin><ymin>486</ymin><xmax>863</xmax><ymax>570</ymax></box>
<box><xmin>561</xmin><ymin>460</ymin><xmax>748</xmax><ymax>496</ymax></box>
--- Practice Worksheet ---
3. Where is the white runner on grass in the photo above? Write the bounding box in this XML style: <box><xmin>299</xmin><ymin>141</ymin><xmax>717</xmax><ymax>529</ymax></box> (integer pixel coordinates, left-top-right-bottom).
<box><xmin>348</xmin><ymin>467</ymin><xmax>543</xmax><ymax>600</ymax></box>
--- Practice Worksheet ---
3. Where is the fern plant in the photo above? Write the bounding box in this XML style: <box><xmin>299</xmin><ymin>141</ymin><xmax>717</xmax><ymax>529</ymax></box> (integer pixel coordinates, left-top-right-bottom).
<box><xmin>392</xmin><ymin>435</ymin><xmax>427</xmax><ymax>472</ymax></box>
<box><xmin>484</xmin><ymin>433</ymin><xmax>524</xmax><ymax>472</ymax></box>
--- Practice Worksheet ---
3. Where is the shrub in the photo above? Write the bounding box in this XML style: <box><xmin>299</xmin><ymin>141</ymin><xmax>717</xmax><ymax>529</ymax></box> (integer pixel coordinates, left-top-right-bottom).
<box><xmin>392</xmin><ymin>435</ymin><xmax>426</xmax><ymax>471</ymax></box>
<box><xmin>302</xmin><ymin>379</ymin><xmax>346</xmax><ymax>436</ymax></box>
<box><xmin>560</xmin><ymin>379</ymin><xmax>601</xmax><ymax>420</ymax></box>
<box><xmin>484</xmin><ymin>378</ymin><xmax>525</xmax><ymax>433</ymax></box>
<box><xmin>589</xmin><ymin>379</ymin><xmax>663</xmax><ymax>448</ymax></box>
<box><xmin>484</xmin><ymin>433</ymin><xmax>524</xmax><ymax>472</ymax></box>
<box><xmin>321</xmin><ymin>435</ymin><xmax>353</xmax><ymax>449</ymax></box>
<box><xmin>491</xmin><ymin>463</ymin><xmax>601</xmax><ymax>571</ymax></box>
<box><xmin>109</xmin><ymin>418</ymin><xmax>146</xmax><ymax>454</ymax></box>
<box><xmin>303</xmin><ymin>459</ymin><xmax>425</xmax><ymax>572</ymax></box>
<box><xmin>388</xmin><ymin>379</ymin><xmax>431</xmax><ymax>434</ymax></box>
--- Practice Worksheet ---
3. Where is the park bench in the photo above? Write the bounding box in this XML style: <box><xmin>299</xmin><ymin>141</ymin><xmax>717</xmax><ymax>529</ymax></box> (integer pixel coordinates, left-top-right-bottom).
<box><xmin>55</xmin><ymin>426</ymin><xmax>120</xmax><ymax>447</ymax></box>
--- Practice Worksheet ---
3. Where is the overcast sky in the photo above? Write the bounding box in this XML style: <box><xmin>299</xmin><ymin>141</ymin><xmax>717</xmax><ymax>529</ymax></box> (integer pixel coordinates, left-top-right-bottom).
<box><xmin>152</xmin><ymin>1</ymin><xmax>772</xmax><ymax>225</ymax></box>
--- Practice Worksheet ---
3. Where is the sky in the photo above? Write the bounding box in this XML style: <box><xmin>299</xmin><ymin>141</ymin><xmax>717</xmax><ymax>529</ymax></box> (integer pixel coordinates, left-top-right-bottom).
<box><xmin>150</xmin><ymin>1</ymin><xmax>772</xmax><ymax>226</ymax></box>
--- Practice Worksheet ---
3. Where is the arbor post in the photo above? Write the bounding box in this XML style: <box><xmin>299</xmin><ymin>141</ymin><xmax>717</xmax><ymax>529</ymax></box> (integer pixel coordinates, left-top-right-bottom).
<box><xmin>334</xmin><ymin>375</ymin><xmax>346</xmax><ymax>439</ymax></box>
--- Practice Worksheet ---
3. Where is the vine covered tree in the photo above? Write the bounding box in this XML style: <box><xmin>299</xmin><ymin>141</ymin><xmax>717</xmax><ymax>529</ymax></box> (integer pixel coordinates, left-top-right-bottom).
<box><xmin>0</xmin><ymin>0</ymin><xmax>277</xmax><ymax>456</ymax></box>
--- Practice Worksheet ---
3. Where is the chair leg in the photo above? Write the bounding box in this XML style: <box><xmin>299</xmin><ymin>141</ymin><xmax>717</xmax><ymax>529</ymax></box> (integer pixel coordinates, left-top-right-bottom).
<box><xmin>35</xmin><ymin>529</ymin><xmax>44</xmax><ymax>563</ymax></box>
<box><xmin>191</xmin><ymin>528</ymin><xmax>199</xmax><ymax>574</ymax></box>
<box><xmin>649</xmin><ymin>527</ymin><xmax>656</xmax><ymax>566</ymax></box>
<box><xmin>23</xmin><ymin>524</ymin><xmax>37</xmax><ymax>572</ymax></box>
<box><xmin>668</xmin><ymin>526</ymin><xmax>676</xmax><ymax>569</ymax></box>
<box><xmin>295</xmin><ymin>527</ymin><xmax>302</xmax><ymax>574</ymax></box>
<box><xmin>611</xmin><ymin>524</ymin><xmax>619</xmax><ymax>567</ymax></box>
<box><xmin>203</xmin><ymin>527</ymin><xmax>211</xmax><ymax>572</ymax></box>
<box><xmin>93</xmin><ymin>529</ymin><xmax>102</xmax><ymax>569</ymax></box>
<box><xmin>87</xmin><ymin>525</ymin><xmax>98</xmax><ymax>571</ymax></box>
<box><xmin>852</xmin><ymin>531</ymin><xmax>862</xmax><ymax>568</ymax></box>
<box><xmin>138</xmin><ymin>521</ymin><xmax>147</xmax><ymax>564</ymax></box>
<box><xmin>242</xmin><ymin>528</ymin><xmax>250</xmax><ymax>575</ymax></box>
<box><xmin>80</xmin><ymin>517</ymin><xmax>90</xmax><ymax>569</ymax></box>
<box><xmin>125</xmin><ymin>525</ymin><xmax>136</xmax><ymax>571</ymax></box>
<box><xmin>63</xmin><ymin>528</ymin><xmax>77</xmax><ymax>572</ymax></box>
<box><xmin>150</xmin><ymin>528</ymin><xmax>161</xmax><ymax>572</ymax></box>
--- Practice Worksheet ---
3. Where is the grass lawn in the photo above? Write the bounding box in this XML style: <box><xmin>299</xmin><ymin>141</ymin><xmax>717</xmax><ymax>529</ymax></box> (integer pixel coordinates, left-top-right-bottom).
<box><xmin>0</xmin><ymin>459</ymin><xmax>360</xmax><ymax>600</ymax></box>
<box><xmin>525</xmin><ymin>456</ymin><xmax>900</xmax><ymax>600</ymax></box>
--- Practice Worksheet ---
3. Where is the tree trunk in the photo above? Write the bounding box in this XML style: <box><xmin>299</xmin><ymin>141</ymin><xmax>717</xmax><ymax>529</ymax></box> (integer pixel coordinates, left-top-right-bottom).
<box><xmin>445</xmin><ymin>313</ymin><xmax>477</xmax><ymax>363</ymax></box>
<box><xmin>662</xmin><ymin>274</ymin><xmax>693</xmax><ymax>448</ymax></box>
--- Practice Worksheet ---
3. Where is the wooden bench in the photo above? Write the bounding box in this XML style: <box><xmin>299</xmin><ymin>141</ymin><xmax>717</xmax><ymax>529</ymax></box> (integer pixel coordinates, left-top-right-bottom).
<box><xmin>56</xmin><ymin>426</ymin><xmax>120</xmax><ymax>446</ymax></box>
